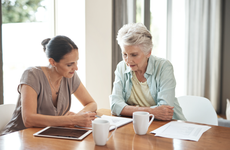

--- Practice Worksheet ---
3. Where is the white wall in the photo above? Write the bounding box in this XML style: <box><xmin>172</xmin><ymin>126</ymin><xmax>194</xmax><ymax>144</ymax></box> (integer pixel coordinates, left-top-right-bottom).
<box><xmin>85</xmin><ymin>0</ymin><xmax>112</xmax><ymax>109</ymax></box>
<box><xmin>56</xmin><ymin>0</ymin><xmax>86</xmax><ymax>84</ymax></box>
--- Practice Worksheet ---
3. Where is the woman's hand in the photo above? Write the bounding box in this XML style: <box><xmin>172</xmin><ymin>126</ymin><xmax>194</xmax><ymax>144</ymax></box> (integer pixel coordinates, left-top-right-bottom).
<box><xmin>150</xmin><ymin>105</ymin><xmax>174</xmax><ymax>120</ymax></box>
<box><xmin>73</xmin><ymin>111</ymin><xmax>96</xmax><ymax>127</ymax></box>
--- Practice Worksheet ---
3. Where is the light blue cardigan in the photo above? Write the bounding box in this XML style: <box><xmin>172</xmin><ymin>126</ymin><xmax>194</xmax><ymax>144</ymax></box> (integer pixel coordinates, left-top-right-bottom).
<box><xmin>109</xmin><ymin>55</ymin><xmax>186</xmax><ymax>121</ymax></box>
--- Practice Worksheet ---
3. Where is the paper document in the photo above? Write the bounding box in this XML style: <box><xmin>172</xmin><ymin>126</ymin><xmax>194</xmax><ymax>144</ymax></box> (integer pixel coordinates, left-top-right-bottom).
<box><xmin>100</xmin><ymin>115</ymin><xmax>133</xmax><ymax>130</ymax></box>
<box><xmin>75</xmin><ymin>115</ymin><xmax>133</xmax><ymax>131</ymax></box>
<box><xmin>150</xmin><ymin>121</ymin><xmax>211</xmax><ymax>141</ymax></box>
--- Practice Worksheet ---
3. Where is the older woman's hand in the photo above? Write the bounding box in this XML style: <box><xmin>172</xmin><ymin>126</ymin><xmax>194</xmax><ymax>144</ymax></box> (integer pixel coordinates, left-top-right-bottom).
<box><xmin>151</xmin><ymin>105</ymin><xmax>174</xmax><ymax>120</ymax></box>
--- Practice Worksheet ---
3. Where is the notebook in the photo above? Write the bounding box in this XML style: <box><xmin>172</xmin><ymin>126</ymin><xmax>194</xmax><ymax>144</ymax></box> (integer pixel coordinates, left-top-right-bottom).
<box><xmin>75</xmin><ymin>115</ymin><xmax>133</xmax><ymax>131</ymax></box>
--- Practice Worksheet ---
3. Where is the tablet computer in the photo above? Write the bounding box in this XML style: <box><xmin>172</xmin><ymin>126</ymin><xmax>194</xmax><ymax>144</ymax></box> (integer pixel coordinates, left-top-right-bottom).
<box><xmin>33</xmin><ymin>126</ymin><xmax>92</xmax><ymax>140</ymax></box>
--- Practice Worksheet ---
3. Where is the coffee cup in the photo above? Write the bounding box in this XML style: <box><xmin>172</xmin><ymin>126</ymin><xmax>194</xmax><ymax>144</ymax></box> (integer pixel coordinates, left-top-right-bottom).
<box><xmin>133</xmin><ymin>111</ymin><xmax>154</xmax><ymax>135</ymax></box>
<box><xmin>92</xmin><ymin>119</ymin><xmax>117</xmax><ymax>146</ymax></box>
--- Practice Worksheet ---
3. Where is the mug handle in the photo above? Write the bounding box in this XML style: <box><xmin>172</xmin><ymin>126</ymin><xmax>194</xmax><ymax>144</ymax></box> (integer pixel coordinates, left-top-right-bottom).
<box><xmin>107</xmin><ymin>124</ymin><xmax>117</xmax><ymax>141</ymax></box>
<box><xmin>148</xmin><ymin>114</ymin><xmax>154</xmax><ymax>128</ymax></box>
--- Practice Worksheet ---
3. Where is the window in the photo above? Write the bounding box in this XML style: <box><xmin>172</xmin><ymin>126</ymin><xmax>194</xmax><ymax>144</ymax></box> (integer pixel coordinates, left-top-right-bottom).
<box><xmin>2</xmin><ymin>0</ymin><xmax>85</xmax><ymax>112</ymax></box>
<box><xmin>136</xmin><ymin>0</ymin><xmax>167</xmax><ymax>58</ymax></box>
<box><xmin>2</xmin><ymin>0</ymin><xmax>54</xmax><ymax>104</ymax></box>
<box><xmin>150</xmin><ymin>0</ymin><xmax>167</xmax><ymax>59</ymax></box>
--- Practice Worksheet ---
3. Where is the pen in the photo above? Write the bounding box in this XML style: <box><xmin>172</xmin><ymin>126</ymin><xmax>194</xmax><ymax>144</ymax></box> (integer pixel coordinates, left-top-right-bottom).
<box><xmin>85</xmin><ymin>111</ymin><xmax>101</xmax><ymax>118</ymax></box>
<box><xmin>95</xmin><ymin>115</ymin><xmax>101</xmax><ymax>118</ymax></box>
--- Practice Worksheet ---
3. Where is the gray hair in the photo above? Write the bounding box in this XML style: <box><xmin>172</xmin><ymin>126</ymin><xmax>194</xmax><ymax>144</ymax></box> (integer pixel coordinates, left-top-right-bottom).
<box><xmin>116</xmin><ymin>23</ymin><xmax>153</xmax><ymax>54</ymax></box>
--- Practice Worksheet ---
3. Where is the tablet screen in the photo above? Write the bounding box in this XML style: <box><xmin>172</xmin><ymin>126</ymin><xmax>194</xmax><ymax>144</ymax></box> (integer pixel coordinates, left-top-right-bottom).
<box><xmin>34</xmin><ymin>126</ymin><xmax>92</xmax><ymax>140</ymax></box>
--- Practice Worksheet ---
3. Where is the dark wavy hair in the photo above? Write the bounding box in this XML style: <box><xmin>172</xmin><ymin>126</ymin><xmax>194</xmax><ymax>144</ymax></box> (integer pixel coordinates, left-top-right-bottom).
<box><xmin>41</xmin><ymin>35</ymin><xmax>78</xmax><ymax>62</ymax></box>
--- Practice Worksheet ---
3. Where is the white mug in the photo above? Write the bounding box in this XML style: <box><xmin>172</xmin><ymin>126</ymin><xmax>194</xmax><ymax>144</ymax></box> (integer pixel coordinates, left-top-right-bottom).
<box><xmin>133</xmin><ymin>111</ymin><xmax>154</xmax><ymax>135</ymax></box>
<box><xmin>92</xmin><ymin>119</ymin><xmax>117</xmax><ymax>146</ymax></box>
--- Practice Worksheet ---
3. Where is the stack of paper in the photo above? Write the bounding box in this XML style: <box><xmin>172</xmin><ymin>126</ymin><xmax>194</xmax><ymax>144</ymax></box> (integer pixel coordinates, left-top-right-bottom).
<box><xmin>75</xmin><ymin>115</ymin><xmax>133</xmax><ymax>131</ymax></box>
<box><xmin>98</xmin><ymin>115</ymin><xmax>133</xmax><ymax>130</ymax></box>
<box><xmin>150</xmin><ymin>121</ymin><xmax>211</xmax><ymax>141</ymax></box>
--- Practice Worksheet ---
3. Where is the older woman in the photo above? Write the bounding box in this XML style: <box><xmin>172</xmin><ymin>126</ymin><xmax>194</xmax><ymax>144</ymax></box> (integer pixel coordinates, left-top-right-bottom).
<box><xmin>109</xmin><ymin>23</ymin><xmax>186</xmax><ymax>121</ymax></box>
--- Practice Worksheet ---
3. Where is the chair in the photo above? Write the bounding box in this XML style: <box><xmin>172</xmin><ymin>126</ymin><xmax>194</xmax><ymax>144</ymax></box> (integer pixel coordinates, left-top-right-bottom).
<box><xmin>177</xmin><ymin>95</ymin><xmax>218</xmax><ymax>126</ymax></box>
<box><xmin>218</xmin><ymin>118</ymin><xmax>230</xmax><ymax>127</ymax></box>
<box><xmin>0</xmin><ymin>104</ymin><xmax>16</xmax><ymax>132</ymax></box>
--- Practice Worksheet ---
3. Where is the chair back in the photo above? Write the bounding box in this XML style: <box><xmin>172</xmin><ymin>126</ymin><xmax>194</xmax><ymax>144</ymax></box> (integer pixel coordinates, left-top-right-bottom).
<box><xmin>0</xmin><ymin>104</ymin><xmax>16</xmax><ymax>132</ymax></box>
<box><xmin>177</xmin><ymin>95</ymin><xmax>218</xmax><ymax>126</ymax></box>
